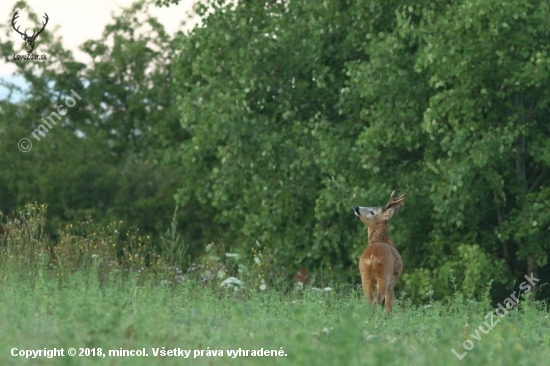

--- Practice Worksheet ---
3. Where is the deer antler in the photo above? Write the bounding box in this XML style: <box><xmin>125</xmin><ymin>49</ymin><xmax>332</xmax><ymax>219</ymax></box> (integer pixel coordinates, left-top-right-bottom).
<box><xmin>11</xmin><ymin>10</ymin><xmax>26</xmax><ymax>38</ymax></box>
<box><xmin>383</xmin><ymin>190</ymin><xmax>406</xmax><ymax>211</ymax></box>
<box><xmin>32</xmin><ymin>13</ymin><xmax>49</xmax><ymax>39</ymax></box>
<box><xmin>11</xmin><ymin>11</ymin><xmax>49</xmax><ymax>41</ymax></box>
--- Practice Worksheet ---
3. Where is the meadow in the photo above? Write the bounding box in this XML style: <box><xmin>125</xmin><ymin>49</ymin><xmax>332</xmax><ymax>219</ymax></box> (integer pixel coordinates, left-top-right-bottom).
<box><xmin>0</xmin><ymin>205</ymin><xmax>549</xmax><ymax>365</ymax></box>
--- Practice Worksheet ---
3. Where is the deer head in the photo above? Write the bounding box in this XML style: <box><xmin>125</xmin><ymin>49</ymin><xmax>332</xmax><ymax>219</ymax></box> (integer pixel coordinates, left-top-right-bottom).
<box><xmin>12</xmin><ymin>10</ymin><xmax>49</xmax><ymax>54</ymax></box>
<box><xmin>354</xmin><ymin>191</ymin><xmax>405</xmax><ymax>227</ymax></box>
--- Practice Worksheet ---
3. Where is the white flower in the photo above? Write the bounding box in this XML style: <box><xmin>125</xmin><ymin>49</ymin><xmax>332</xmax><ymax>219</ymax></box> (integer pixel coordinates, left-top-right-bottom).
<box><xmin>220</xmin><ymin>277</ymin><xmax>243</xmax><ymax>287</ymax></box>
<box><xmin>254</xmin><ymin>256</ymin><xmax>261</xmax><ymax>265</ymax></box>
<box><xmin>225</xmin><ymin>253</ymin><xmax>239</xmax><ymax>258</ymax></box>
<box><xmin>91</xmin><ymin>254</ymin><xmax>99</xmax><ymax>259</ymax></box>
<box><xmin>217</xmin><ymin>270</ymin><xmax>226</xmax><ymax>279</ymax></box>
<box><xmin>259</xmin><ymin>279</ymin><xmax>266</xmax><ymax>291</ymax></box>
<box><xmin>238</xmin><ymin>264</ymin><xmax>248</xmax><ymax>274</ymax></box>
<box><xmin>324</xmin><ymin>287</ymin><xmax>332</xmax><ymax>292</ymax></box>
<box><xmin>205</xmin><ymin>243</ymin><xmax>213</xmax><ymax>252</ymax></box>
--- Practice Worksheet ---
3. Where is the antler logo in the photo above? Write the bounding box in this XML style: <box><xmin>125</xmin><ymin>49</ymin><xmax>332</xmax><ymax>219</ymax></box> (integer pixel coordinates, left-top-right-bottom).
<box><xmin>11</xmin><ymin>10</ymin><xmax>49</xmax><ymax>54</ymax></box>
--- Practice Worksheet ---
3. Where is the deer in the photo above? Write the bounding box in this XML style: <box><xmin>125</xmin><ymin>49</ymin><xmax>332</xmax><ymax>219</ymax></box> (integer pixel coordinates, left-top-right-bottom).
<box><xmin>354</xmin><ymin>191</ymin><xmax>405</xmax><ymax>314</ymax></box>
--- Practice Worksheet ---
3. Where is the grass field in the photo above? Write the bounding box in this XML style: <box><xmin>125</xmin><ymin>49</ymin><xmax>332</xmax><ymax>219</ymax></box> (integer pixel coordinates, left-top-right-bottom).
<box><xmin>1</xmin><ymin>269</ymin><xmax>549</xmax><ymax>366</ymax></box>
<box><xmin>1</xmin><ymin>205</ymin><xmax>549</xmax><ymax>365</ymax></box>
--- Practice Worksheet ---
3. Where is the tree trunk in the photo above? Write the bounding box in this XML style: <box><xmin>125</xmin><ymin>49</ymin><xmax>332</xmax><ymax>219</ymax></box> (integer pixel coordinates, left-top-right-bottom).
<box><xmin>515</xmin><ymin>133</ymin><xmax>538</xmax><ymax>301</ymax></box>
<box><xmin>493</xmin><ymin>192</ymin><xmax>511</xmax><ymax>276</ymax></box>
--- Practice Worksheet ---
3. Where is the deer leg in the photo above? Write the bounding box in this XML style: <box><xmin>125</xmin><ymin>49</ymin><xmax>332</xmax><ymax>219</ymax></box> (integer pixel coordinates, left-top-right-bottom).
<box><xmin>376</xmin><ymin>277</ymin><xmax>388</xmax><ymax>307</ymax></box>
<box><xmin>359</xmin><ymin>264</ymin><xmax>374</xmax><ymax>303</ymax></box>
<box><xmin>385</xmin><ymin>287</ymin><xmax>394</xmax><ymax>314</ymax></box>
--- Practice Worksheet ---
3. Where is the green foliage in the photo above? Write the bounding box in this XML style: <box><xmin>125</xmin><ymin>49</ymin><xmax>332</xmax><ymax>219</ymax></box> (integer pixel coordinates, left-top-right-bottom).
<box><xmin>0</xmin><ymin>203</ymin><xmax>288</xmax><ymax>294</ymax></box>
<box><xmin>1</xmin><ymin>0</ymin><xmax>550</xmax><ymax>305</ymax></box>
<box><xmin>0</xmin><ymin>0</ymin><xmax>205</xmax><ymax>256</ymax></box>
<box><xmin>165</xmin><ymin>0</ymin><xmax>407</xmax><ymax>282</ymax></box>
<box><xmin>163</xmin><ymin>0</ymin><xmax>550</xmax><ymax>302</ymax></box>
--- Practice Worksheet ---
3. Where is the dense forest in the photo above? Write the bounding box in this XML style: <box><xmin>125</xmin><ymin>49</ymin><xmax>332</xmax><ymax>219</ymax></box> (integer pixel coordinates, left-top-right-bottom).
<box><xmin>1</xmin><ymin>0</ymin><xmax>549</xmax><ymax>303</ymax></box>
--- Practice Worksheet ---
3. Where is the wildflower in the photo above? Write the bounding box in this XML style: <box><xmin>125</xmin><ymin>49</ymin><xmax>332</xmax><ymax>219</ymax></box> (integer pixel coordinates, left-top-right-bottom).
<box><xmin>238</xmin><ymin>264</ymin><xmax>248</xmax><ymax>274</ymax></box>
<box><xmin>91</xmin><ymin>254</ymin><xmax>99</xmax><ymax>259</ymax></box>
<box><xmin>324</xmin><ymin>287</ymin><xmax>332</xmax><ymax>292</ymax></box>
<box><xmin>225</xmin><ymin>253</ymin><xmax>239</xmax><ymax>259</ymax></box>
<box><xmin>220</xmin><ymin>277</ymin><xmax>243</xmax><ymax>287</ymax></box>
<box><xmin>205</xmin><ymin>243</ymin><xmax>213</xmax><ymax>252</ymax></box>
<box><xmin>254</xmin><ymin>256</ymin><xmax>261</xmax><ymax>265</ymax></box>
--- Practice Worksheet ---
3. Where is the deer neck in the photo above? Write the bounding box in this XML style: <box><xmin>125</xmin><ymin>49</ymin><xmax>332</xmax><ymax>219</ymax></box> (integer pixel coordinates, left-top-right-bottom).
<box><xmin>367</xmin><ymin>222</ymin><xmax>394</xmax><ymax>247</ymax></box>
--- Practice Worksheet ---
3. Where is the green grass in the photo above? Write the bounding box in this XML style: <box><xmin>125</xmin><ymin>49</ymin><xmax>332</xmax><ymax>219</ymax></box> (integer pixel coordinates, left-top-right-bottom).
<box><xmin>0</xmin><ymin>269</ymin><xmax>549</xmax><ymax>366</ymax></box>
<box><xmin>1</xmin><ymin>204</ymin><xmax>549</xmax><ymax>365</ymax></box>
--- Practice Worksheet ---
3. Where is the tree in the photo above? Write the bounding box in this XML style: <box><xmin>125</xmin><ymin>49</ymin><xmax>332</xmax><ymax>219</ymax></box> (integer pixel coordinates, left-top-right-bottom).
<box><xmin>0</xmin><ymin>1</ymin><xmax>206</xmax><ymax>257</ymax></box>
<box><xmin>165</xmin><ymin>0</ymin><xmax>550</xmax><ymax>300</ymax></box>
<box><xmin>344</xmin><ymin>0</ymin><xmax>550</xmax><ymax>299</ymax></box>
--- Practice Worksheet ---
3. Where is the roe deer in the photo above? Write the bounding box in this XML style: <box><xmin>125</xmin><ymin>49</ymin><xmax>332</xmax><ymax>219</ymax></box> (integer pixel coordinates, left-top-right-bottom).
<box><xmin>354</xmin><ymin>191</ymin><xmax>405</xmax><ymax>314</ymax></box>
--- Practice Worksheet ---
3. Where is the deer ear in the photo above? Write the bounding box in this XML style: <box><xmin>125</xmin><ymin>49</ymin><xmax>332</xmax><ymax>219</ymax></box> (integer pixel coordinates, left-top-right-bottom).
<box><xmin>383</xmin><ymin>205</ymin><xmax>401</xmax><ymax>220</ymax></box>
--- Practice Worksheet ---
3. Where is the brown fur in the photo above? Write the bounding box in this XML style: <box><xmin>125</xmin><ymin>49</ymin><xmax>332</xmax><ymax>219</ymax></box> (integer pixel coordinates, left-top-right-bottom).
<box><xmin>355</xmin><ymin>192</ymin><xmax>405</xmax><ymax>314</ymax></box>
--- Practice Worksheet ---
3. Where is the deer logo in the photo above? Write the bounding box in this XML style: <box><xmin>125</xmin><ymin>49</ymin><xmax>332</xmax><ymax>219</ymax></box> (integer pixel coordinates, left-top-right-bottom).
<box><xmin>11</xmin><ymin>10</ymin><xmax>49</xmax><ymax>54</ymax></box>
<box><xmin>355</xmin><ymin>191</ymin><xmax>405</xmax><ymax>314</ymax></box>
